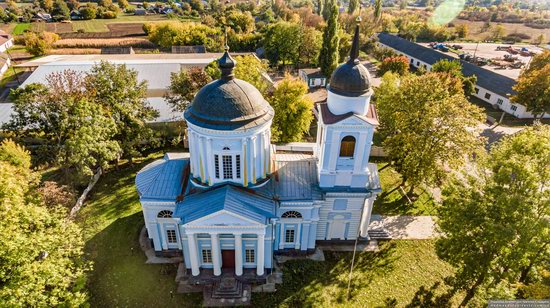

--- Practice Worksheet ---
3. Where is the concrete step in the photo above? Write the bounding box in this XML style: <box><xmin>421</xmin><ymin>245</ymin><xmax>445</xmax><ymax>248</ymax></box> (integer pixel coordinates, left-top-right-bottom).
<box><xmin>368</xmin><ymin>228</ymin><xmax>392</xmax><ymax>239</ymax></box>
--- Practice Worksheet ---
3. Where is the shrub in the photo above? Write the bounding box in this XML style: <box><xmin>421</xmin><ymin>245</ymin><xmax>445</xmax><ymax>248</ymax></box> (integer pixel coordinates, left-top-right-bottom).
<box><xmin>24</xmin><ymin>31</ymin><xmax>60</xmax><ymax>56</ymax></box>
<box><xmin>379</xmin><ymin>55</ymin><xmax>410</xmax><ymax>76</ymax></box>
<box><xmin>80</xmin><ymin>7</ymin><xmax>97</xmax><ymax>19</ymax></box>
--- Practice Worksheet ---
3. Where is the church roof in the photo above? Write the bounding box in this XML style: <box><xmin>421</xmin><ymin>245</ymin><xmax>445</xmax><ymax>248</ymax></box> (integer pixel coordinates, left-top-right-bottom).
<box><xmin>318</xmin><ymin>102</ymin><xmax>379</xmax><ymax>126</ymax></box>
<box><xmin>135</xmin><ymin>153</ymin><xmax>188</xmax><ymax>200</ymax></box>
<box><xmin>174</xmin><ymin>185</ymin><xmax>276</xmax><ymax>224</ymax></box>
<box><xmin>328</xmin><ymin>21</ymin><xmax>372</xmax><ymax>97</ymax></box>
<box><xmin>184</xmin><ymin>49</ymin><xmax>274</xmax><ymax>131</ymax></box>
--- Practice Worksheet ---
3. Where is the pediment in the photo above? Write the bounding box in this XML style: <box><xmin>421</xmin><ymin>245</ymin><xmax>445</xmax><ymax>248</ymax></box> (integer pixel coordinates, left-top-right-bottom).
<box><xmin>337</xmin><ymin>115</ymin><xmax>374</xmax><ymax>126</ymax></box>
<box><xmin>185</xmin><ymin>210</ymin><xmax>262</xmax><ymax>227</ymax></box>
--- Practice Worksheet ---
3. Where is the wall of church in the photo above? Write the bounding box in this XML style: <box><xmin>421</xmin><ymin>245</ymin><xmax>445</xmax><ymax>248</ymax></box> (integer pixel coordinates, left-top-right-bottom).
<box><xmin>186</xmin><ymin>120</ymin><xmax>272</xmax><ymax>187</ymax></box>
<box><xmin>316</xmin><ymin>193</ymin><xmax>373</xmax><ymax>241</ymax></box>
<box><xmin>275</xmin><ymin>202</ymin><xmax>320</xmax><ymax>251</ymax></box>
<box><xmin>326</xmin><ymin>90</ymin><xmax>372</xmax><ymax>116</ymax></box>
<box><xmin>140</xmin><ymin>200</ymin><xmax>179</xmax><ymax>252</ymax></box>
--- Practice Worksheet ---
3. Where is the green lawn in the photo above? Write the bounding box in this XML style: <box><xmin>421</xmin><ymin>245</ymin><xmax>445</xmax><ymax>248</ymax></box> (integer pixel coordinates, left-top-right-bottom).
<box><xmin>12</xmin><ymin>23</ymin><xmax>31</xmax><ymax>35</ymax></box>
<box><xmin>373</xmin><ymin>159</ymin><xmax>438</xmax><ymax>216</ymax></box>
<box><xmin>77</xmin><ymin>151</ymin><xmax>446</xmax><ymax>307</ymax></box>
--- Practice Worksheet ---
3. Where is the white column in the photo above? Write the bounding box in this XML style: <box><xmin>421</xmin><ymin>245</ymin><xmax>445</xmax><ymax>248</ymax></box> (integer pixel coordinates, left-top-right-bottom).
<box><xmin>328</xmin><ymin>131</ymin><xmax>340</xmax><ymax>172</ymax></box>
<box><xmin>211</xmin><ymin>233</ymin><xmax>221</xmax><ymax>276</ymax></box>
<box><xmin>251</xmin><ymin>136</ymin><xmax>257</xmax><ymax>183</ymax></box>
<box><xmin>206</xmin><ymin>137</ymin><xmax>213</xmax><ymax>185</ymax></box>
<box><xmin>256</xmin><ymin>233</ymin><xmax>265</xmax><ymax>276</ymax></box>
<box><xmin>234</xmin><ymin>233</ymin><xmax>243</xmax><ymax>276</ymax></box>
<box><xmin>247</xmin><ymin>137</ymin><xmax>253</xmax><ymax>184</ymax></box>
<box><xmin>187</xmin><ymin>129</ymin><xmax>194</xmax><ymax>175</ymax></box>
<box><xmin>259</xmin><ymin>132</ymin><xmax>265</xmax><ymax>178</ymax></box>
<box><xmin>197</xmin><ymin>136</ymin><xmax>206</xmax><ymax>181</ymax></box>
<box><xmin>187</xmin><ymin>233</ymin><xmax>200</xmax><ymax>276</ymax></box>
<box><xmin>353</xmin><ymin>132</ymin><xmax>368</xmax><ymax>172</ymax></box>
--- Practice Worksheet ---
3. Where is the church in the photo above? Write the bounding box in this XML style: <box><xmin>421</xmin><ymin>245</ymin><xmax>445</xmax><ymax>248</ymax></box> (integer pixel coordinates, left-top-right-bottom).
<box><xmin>135</xmin><ymin>23</ymin><xmax>381</xmax><ymax>281</ymax></box>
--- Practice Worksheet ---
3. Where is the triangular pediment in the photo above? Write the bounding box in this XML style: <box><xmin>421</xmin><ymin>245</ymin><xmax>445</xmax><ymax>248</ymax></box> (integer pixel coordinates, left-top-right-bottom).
<box><xmin>185</xmin><ymin>210</ymin><xmax>263</xmax><ymax>227</ymax></box>
<box><xmin>337</xmin><ymin>115</ymin><xmax>374</xmax><ymax>126</ymax></box>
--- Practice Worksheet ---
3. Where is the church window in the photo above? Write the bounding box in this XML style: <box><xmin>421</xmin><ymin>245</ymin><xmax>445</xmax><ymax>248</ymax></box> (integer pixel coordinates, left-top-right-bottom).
<box><xmin>214</xmin><ymin>155</ymin><xmax>220</xmax><ymax>178</ymax></box>
<box><xmin>282</xmin><ymin>211</ymin><xmax>302</xmax><ymax>219</ymax></box>
<box><xmin>285</xmin><ymin>229</ymin><xmax>295</xmax><ymax>243</ymax></box>
<box><xmin>497</xmin><ymin>98</ymin><xmax>503</xmax><ymax>105</ymax></box>
<box><xmin>157</xmin><ymin>210</ymin><xmax>173</xmax><ymax>218</ymax></box>
<box><xmin>339</xmin><ymin>136</ymin><xmax>356</xmax><ymax>158</ymax></box>
<box><xmin>485</xmin><ymin>93</ymin><xmax>491</xmax><ymax>100</ymax></box>
<box><xmin>511</xmin><ymin>105</ymin><xmax>517</xmax><ymax>111</ymax></box>
<box><xmin>222</xmin><ymin>155</ymin><xmax>233</xmax><ymax>179</ymax></box>
<box><xmin>236</xmin><ymin>155</ymin><xmax>241</xmax><ymax>179</ymax></box>
<box><xmin>201</xmin><ymin>249</ymin><xmax>212</xmax><ymax>263</ymax></box>
<box><xmin>245</xmin><ymin>249</ymin><xmax>255</xmax><ymax>263</ymax></box>
<box><xmin>166</xmin><ymin>230</ymin><xmax>177</xmax><ymax>243</ymax></box>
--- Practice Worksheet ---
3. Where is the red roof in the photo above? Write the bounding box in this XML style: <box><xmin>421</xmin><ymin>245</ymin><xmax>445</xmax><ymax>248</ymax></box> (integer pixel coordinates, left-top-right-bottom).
<box><xmin>317</xmin><ymin>102</ymin><xmax>379</xmax><ymax>126</ymax></box>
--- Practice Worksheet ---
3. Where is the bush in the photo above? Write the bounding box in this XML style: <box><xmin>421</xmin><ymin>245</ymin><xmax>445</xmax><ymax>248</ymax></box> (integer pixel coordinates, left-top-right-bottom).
<box><xmin>24</xmin><ymin>31</ymin><xmax>60</xmax><ymax>56</ymax></box>
<box><xmin>504</xmin><ymin>33</ymin><xmax>531</xmax><ymax>43</ymax></box>
<box><xmin>379</xmin><ymin>56</ymin><xmax>410</xmax><ymax>76</ymax></box>
<box><xmin>101</xmin><ymin>10</ymin><xmax>117</xmax><ymax>19</ymax></box>
<box><xmin>80</xmin><ymin>7</ymin><xmax>97</xmax><ymax>19</ymax></box>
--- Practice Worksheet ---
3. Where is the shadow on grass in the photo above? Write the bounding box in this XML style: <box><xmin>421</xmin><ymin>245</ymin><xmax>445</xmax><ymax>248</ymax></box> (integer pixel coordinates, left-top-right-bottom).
<box><xmin>405</xmin><ymin>281</ymin><xmax>456</xmax><ymax>308</ymax></box>
<box><xmin>253</xmin><ymin>242</ymin><xmax>398</xmax><ymax>307</ymax></box>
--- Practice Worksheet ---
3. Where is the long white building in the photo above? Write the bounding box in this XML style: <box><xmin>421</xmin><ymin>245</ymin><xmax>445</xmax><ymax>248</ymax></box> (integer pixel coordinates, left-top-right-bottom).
<box><xmin>377</xmin><ymin>32</ymin><xmax>549</xmax><ymax>119</ymax></box>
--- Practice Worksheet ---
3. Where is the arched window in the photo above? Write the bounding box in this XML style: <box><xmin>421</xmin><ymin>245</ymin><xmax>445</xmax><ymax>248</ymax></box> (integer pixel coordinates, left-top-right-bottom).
<box><xmin>223</xmin><ymin>147</ymin><xmax>230</xmax><ymax>150</ymax></box>
<box><xmin>157</xmin><ymin>210</ymin><xmax>173</xmax><ymax>218</ymax></box>
<box><xmin>282</xmin><ymin>211</ymin><xmax>302</xmax><ymax>219</ymax></box>
<box><xmin>339</xmin><ymin>136</ymin><xmax>356</xmax><ymax>158</ymax></box>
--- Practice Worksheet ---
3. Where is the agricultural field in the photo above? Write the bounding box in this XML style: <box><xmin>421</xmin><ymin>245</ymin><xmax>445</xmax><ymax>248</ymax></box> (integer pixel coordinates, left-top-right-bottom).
<box><xmin>452</xmin><ymin>19</ymin><xmax>549</xmax><ymax>43</ymax></box>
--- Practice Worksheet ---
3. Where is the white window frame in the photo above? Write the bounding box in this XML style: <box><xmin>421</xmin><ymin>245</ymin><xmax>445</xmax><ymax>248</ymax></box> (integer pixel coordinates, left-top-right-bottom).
<box><xmin>245</xmin><ymin>249</ymin><xmax>255</xmax><ymax>263</ymax></box>
<box><xmin>497</xmin><ymin>98</ymin><xmax>503</xmax><ymax>105</ymax></box>
<box><xmin>511</xmin><ymin>105</ymin><xmax>517</xmax><ymax>111</ymax></box>
<box><xmin>285</xmin><ymin>228</ymin><xmax>296</xmax><ymax>243</ymax></box>
<box><xmin>201</xmin><ymin>249</ymin><xmax>212</xmax><ymax>264</ymax></box>
<box><xmin>213</xmin><ymin>147</ymin><xmax>241</xmax><ymax>181</ymax></box>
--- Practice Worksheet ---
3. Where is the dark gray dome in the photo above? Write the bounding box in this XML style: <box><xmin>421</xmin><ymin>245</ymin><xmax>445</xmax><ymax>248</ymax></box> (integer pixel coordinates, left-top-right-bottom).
<box><xmin>184</xmin><ymin>78</ymin><xmax>274</xmax><ymax>131</ymax></box>
<box><xmin>328</xmin><ymin>61</ymin><xmax>371</xmax><ymax>97</ymax></box>
<box><xmin>327</xmin><ymin>20</ymin><xmax>372</xmax><ymax>97</ymax></box>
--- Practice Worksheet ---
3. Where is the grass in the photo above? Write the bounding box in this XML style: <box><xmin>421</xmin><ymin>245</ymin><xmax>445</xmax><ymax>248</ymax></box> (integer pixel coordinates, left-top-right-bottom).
<box><xmin>12</xmin><ymin>23</ymin><xmax>31</xmax><ymax>35</ymax></box>
<box><xmin>76</xmin><ymin>150</ymin><xmax>201</xmax><ymax>307</ymax></box>
<box><xmin>452</xmin><ymin>19</ymin><xmax>548</xmax><ymax>43</ymax></box>
<box><xmin>373</xmin><ymin>159</ymin><xmax>438</xmax><ymax>216</ymax></box>
<box><xmin>254</xmin><ymin>241</ymin><xmax>457</xmax><ymax>307</ymax></box>
<box><xmin>0</xmin><ymin>66</ymin><xmax>25</xmax><ymax>88</ymax></box>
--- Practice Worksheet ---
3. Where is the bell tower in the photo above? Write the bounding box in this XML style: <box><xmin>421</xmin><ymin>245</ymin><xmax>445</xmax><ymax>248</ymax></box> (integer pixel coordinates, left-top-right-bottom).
<box><xmin>316</xmin><ymin>18</ymin><xmax>378</xmax><ymax>188</ymax></box>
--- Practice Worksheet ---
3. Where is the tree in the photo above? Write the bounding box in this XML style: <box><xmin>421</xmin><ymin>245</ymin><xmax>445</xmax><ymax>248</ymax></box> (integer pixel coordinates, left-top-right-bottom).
<box><xmin>270</xmin><ymin>75</ymin><xmax>313</xmax><ymax>143</ymax></box>
<box><xmin>525</xmin><ymin>50</ymin><xmax>550</xmax><ymax>74</ymax></box>
<box><xmin>52</xmin><ymin>0</ymin><xmax>70</xmax><ymax>20</ymax></box>
<box><xmin>263</xmin><ymin>21</ymin><xmax>302</xmax><ymax>67</ymax></box>
<box><xmin>318</xmin><ymin>0</ymin><xmax>339</xmax><ymax>79</ymax></box>
<box><xmin>24</xmin><ymin>32</ymin><xmax>59</xmax><ymax>56</ymax></box>
<box><xmin>455</xmin><ymin>24</ymin><xmax>468</xmax><ymax>38</ymax></box>
<box><xmin>378</xmin><ymin>56</ymin><xmax>410</xmax><ymax>76</ymax></box>
<box><xmin>512</xmin><ymin>63</ymin><xmax>549</xmax><ymax>119</ymax></box>
<box><xmin>165</xmin><ymin>67</ymin><xmax>212</xmax><ymax>112</ymax></box>
<box><xmin>79</xmin><ymin>6</ymin><xmax>97</xmax><ymax>19</ymax></box>
<box><xmin>348</xmin><ymin>0</ymin><xmax>359</xmax><ymax>14</ymax></box>
<box><xmin>117</xmin><ymin>0</ymin><xmax>129</xmax><ymax>10</ymax></box>
<box><xmin>374</xmin><ymin>0</ymin><xmax>383</xmax><ymax>22</ymax></box>
<box><xmin>0</xmin><ymin>140</ymin><xmax>89</xmax><ymax>306</ymax></box>
<box><xmin>431</xmin><ymin>59</ymin><xmax>477</xmax><ymax>95</ymax></box>
<box><xmin>204</xmin><ymin>55</ymin><xmax>270</xmax><ymax>95</ymax></box>
<box><xmin>532</xmin><ymin>34</ymin><xmax>545</xmax><ymax>46</ymax></box>
<box><xmin>376</xmin><ymin>72</ymin><xmax>484</xmax><ymax>194</ymax></box>
<box><xmin>85</xmin><ymin>61</ymin><xmax>158</xmax><ymax>160</ymax></box>
<box><xmin>40</xmin><ymin>0</ymin><xmax>54</xmax><ymax>12</ymax></box>
<box><xmin>491</xmin><ymin>24</ymin><xmax>505</xmax><ymax>40</ymax></box>
<box><xmin>298</xmin><ymin>26</ymin><xmax>322</xmax><ymax>67</ymax></box>
<box><xmin>145</xmin><ymin>21</ymin><xmax>220</xmax><ymax>50</ymax></box>
<box><xmin>67</xmin><ymin>0</ymin><xmax>80</xmax><ymax>10</ymax></box>
<box><xmin>7</xmin><ymin>72</ymin><xmax>121</xmax><ymax>180</ymax></box>
<box><xmin>322</xmin><ymin>0</ymin><xmax>330</xmax><ymax>20</ymax></box>
<box><xmin>316</xmin><ymin>0</ymin><xmax>322</xmax><ymax>16</ymax></box>
<box><xmin>226</xmin><ymin>10</ymin><xmax>255</xmax><ymax>34</ymax></box>
<box><xmin>436</xmin><ymin>125</ymin><xmax>550</xmax><ymax>306</ymax></box>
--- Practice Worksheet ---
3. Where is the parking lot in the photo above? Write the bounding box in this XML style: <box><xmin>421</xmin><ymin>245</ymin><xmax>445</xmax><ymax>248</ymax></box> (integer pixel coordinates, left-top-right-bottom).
<box><xmin>419</xmin><ymin>42</ymin><xmax>543</xmax><ymax>80</ymax></box>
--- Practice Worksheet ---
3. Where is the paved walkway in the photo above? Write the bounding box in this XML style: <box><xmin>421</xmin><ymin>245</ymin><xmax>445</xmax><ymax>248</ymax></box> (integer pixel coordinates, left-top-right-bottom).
<box><xmin>369</xmin><ymin>215</ymin><xmax>438</xmax><ymax>239</ymax></box>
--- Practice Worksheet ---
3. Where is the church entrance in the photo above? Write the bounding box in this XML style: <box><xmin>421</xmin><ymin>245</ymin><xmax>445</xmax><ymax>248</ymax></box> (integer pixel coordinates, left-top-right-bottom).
<box><xmin>329</xmin><ymin>220</ymin><xmax>346</xmax><ymax>240</ymax></box>
<box><xmin>221</xmin><ymin>250</ymin><xmax>235</xmax><ymax>268</ymax></box>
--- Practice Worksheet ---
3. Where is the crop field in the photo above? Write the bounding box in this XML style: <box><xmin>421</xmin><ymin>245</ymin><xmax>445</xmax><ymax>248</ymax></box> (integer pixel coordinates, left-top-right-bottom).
<box><xmin>452</xmin><ymin>19</ymin><xmax>548</xmax><ymax>43</ymax></box>
<box><xmin>54</xmin><ymin>37</ymin><xmax>155</xmax><ymax>48</ymax></box>
<box><xmin>71</xmin><ymin>14</ymin><xmax>168</xmax><ymax>32</ymax></box>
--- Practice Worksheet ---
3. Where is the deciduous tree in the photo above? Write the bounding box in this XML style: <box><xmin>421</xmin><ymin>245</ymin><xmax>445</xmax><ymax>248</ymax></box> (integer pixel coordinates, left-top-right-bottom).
<box><xmin>437</xmin><ymin>125</ymin><xmax>550</xmax><ymax>306</ymax></box>
<box><xmin>348</xmin><ymin>0</ymin><xmax>359</xmax><ymax>14</ymax></box>
<box><xmin>431</xmin><ymin>59</ymin><xmax>477</xmax><ymax>95</ymax></box>
<box><xmin>318</xmin><ymin>0</ymin><xmax>339</xmax><ymax>78</ymax></box>
<box><xmin>204</xmin><ymin>55</ymin><xmax>270</xmax><ymax>95</ymax></box>
<box><xmin>378</xmin><ymin>55</ymin><xmax>410</xmax><ymax>76</ymax></box>
<box><xmin>263</xmin><ymin>21</ymin><xmax>302</xmax><ymax>67</ymax></box>
<box><xmin>165</xmin><ymin>67</ymin><xmax>212</xmax><ymax>112</ymax></box>
<box><xmin>270</xmin><ymin>75</ymin><xmax>313</xmax><ymax>143</ymax></box>
<box><xmin>0</xmin><ymin>140</ymin><xmax>89</xmax><ymax>306</ymax></box>
<box><xmin>24</xmin><ymin>31</ymin><xmax>59</xmax><ymax>56</ymax></box>
<box><xmin>376</xmin><ymin>72</ymin><xmax>484</xmax><ymax>194</ymax></box>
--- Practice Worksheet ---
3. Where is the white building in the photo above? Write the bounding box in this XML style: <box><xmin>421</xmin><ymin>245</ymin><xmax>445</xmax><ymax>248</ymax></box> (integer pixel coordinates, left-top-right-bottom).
<box><xmin>135</xmin><ymin>24</ymin><xmax>381</xmax><ymax>297</ymax></box>
<box><xmin>377</xmin><ymin>32</ymin><xmax>549</xmax><ymax>119</ymax></box>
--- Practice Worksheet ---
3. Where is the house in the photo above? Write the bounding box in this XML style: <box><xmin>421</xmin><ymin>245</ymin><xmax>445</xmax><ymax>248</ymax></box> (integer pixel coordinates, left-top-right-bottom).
<box><xmin>377</xmin><ymin>32</ymin><xmax>549</xmax><ymax>119</ymax></box>
<box><xmin>70</xmin><ymin>10</ymin><xmax>83</xmax><ymax>20</ymax></box>
<box><xmin>134</xmin><ymin>8</ymin><xmax>147</xmax><ymax>15</ymax></box>
<box><xmin>100</xmin><ymin>47</ymin><xmax>135</xmax><ymax>54</ymax></box>
<box><xmin>0</xmin><ymin>31</ymin><xmax>14</xmax><ymax>53</ymax></box>
<box><xmin>0</xmin><ymin>57</ymin><xmax>11</xmax><ymax>78</ymax></box>
<box><xmin>31</xmin><ymin>12</ymin><xmax>53</xmax><ymax>22</ymax></box>
<box><xmin>171</xmin><ymin>45</ymin><xmax>207</xmax><ymax>54</ymax></box>
<box><xmin>299</xmin><ymin>68</ymin><xmax>326</xmax><ymax>89</ymax></box>
<box><xmin>135</xmin><ymin>25</ymin><xmax>381</xmax><ymax>301</ymax></box>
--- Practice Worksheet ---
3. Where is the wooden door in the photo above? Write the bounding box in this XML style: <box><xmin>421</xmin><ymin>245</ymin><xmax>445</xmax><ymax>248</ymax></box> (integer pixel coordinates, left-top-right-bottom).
<box><xmin>329</xmin><ymin>221</ymin><xmax>346</xmax><ymax>240</ymax></box>
<box><xmin>221</xmin><ymin>250</ymin><xmax>235</xmax><ymax>268</ymax></box>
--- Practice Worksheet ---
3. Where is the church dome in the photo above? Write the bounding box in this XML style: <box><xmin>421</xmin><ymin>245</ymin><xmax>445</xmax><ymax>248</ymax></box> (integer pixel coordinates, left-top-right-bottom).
<box><xmin>184</xmin><ymin>49</ymin><xmax>274</xmax><ymax>131</ymax></box>
<box><xmin>327</xmin><ymin>20</ymin><xmax>372</xmax><ymax>97</ymax></box>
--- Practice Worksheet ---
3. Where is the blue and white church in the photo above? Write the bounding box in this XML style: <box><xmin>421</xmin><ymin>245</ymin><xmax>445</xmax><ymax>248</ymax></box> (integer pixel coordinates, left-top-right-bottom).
<box><xmin>135</xmin><ymin>23</ymin><xmax>381</xmax><ymax>280</ymax></box>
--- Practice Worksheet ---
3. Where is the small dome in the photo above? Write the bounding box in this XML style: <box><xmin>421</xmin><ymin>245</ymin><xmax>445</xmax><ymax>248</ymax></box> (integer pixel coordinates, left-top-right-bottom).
<box><xmin>328</xmin><ymin>61</ymin><xmax>371</xmax><ymax>97</ymax></box>
<box><xmin>327</xmin><ymin>19</ymin><xmax>372</xmax><ymax>97</ymax></box>
<box><xmin>184</xmin><ymin>78</ymin><xmax>274</xmax><ymax>131</ymax></box>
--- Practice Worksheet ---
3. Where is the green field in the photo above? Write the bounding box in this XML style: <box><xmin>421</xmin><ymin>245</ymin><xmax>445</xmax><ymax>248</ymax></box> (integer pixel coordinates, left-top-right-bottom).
<box><xmin>76</xmin><ymin>150</ymin><xmax>450</xmax><ymax>307</ymax></box>
<box><xmin>12</xmin><ymin>23</ymin><xmax>31</xmax><ymax>35</ymax></box>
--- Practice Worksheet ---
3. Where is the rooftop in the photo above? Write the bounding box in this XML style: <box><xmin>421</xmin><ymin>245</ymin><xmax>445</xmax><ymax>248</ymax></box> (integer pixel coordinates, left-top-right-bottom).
<box><xmin>377</xmin><ymin>32</ymin><xmax>517</xmax><ymax>97</ymax></box>
<box><xmin>318</xmin><ymin>102</ymin><xmax>379</xmax><ymax>126</ymax></box>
